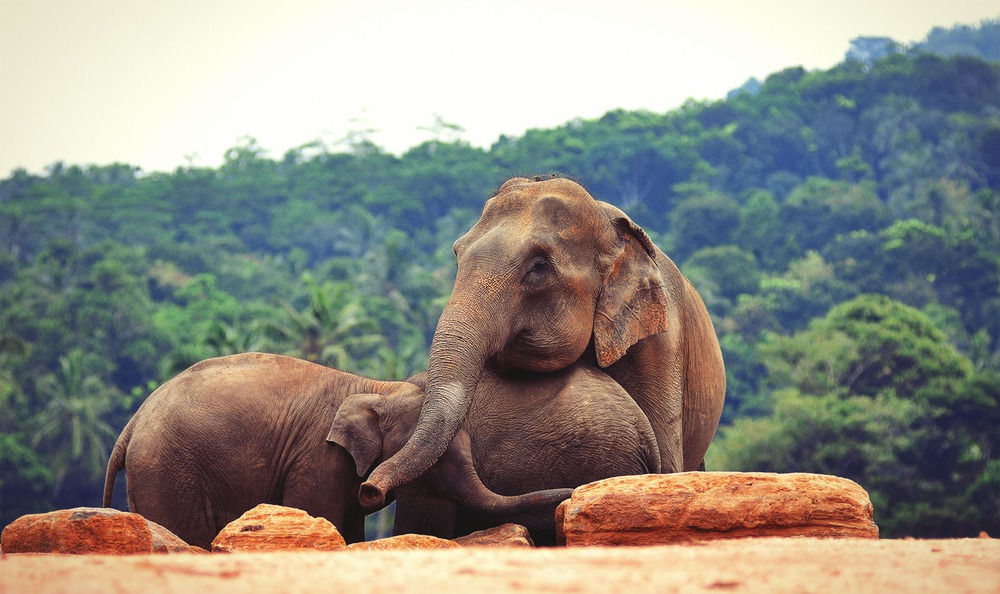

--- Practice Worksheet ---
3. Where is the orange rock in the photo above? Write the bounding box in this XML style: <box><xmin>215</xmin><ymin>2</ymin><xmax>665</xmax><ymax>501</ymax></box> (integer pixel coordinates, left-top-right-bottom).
<box><xmin>557</xmin><ymin>472</ymin><xmax>879</xmax><ymax>546</ymax></box>
<box><xmin>211</xmin><ymin>504</ymin><xmax>346</xmax><ymax>552</ymax></box>
<box><xmin>453</xmin><ymin>524</ymin><xmax>535</xmax><ymax>548</ymax></box>
<box><xmin>146</xmin><ymin>520</ymin><xmax>207</xmax><ymax>554</ymax></box>
<box><xmin>347</xmin><ymin>534</ymin><xmax>461</xmax><ymax>550</ymax></box>
<box><xmin>0</xmin><ymin>507</ymin><xmax>204</xmax><ymax>554</ymax></box>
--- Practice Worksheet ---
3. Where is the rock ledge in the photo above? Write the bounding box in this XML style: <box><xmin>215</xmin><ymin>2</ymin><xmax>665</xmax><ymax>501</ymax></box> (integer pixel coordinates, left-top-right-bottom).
<box><xmin>557</xmin><ymin>472</ymin><xmax>879</xmax><ymax>546</ymax></box>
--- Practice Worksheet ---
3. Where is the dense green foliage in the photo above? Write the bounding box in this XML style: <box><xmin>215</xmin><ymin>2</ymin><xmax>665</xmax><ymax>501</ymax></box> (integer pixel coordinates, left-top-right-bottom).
<box><xmin>2</xmin><ymin>31</ymin><xmax>998</xmax><ymax>535</ymax></box>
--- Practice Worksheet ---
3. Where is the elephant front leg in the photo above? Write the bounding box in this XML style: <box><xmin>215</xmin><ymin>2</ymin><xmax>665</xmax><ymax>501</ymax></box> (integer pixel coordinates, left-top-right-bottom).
<box><xmin>634</xmin><ymin>389</ymin><xmax>683</xmax><ymax>474</ymax></box>
<box><xmin>605</xmin><ymin>334</ymin><xmax>684</xmax><ymax>473</ymax></box>
<box><xmin>281</xmin><ymin>453</ymin><xmax>365</xmax><ymax>544</ymax></box>
<box><xmin>392</xmin><ymin>489</ymin><xmax>457</xmax><ymax>538</ymax></box>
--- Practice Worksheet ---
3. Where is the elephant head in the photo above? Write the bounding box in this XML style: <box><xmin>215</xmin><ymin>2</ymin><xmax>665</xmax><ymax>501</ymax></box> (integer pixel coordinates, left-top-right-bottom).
<box><xmin>359</xmin><ymin>176</ymin><xmax>670</xmax><ymax>509</ymax></box>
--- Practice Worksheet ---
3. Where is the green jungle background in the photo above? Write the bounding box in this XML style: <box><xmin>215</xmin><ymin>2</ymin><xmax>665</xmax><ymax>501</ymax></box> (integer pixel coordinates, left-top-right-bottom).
<box><xmin>2</xmin><ymin>19</ymin><xmax>998</xmax><ymax>538</ymax></box>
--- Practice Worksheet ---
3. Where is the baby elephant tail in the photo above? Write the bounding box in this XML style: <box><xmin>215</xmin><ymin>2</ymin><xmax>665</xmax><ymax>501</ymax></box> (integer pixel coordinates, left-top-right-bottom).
<box><xmin>102</xmin><ymin>418</ymin><xmax>134</xmax><ymax>507</ymax></box>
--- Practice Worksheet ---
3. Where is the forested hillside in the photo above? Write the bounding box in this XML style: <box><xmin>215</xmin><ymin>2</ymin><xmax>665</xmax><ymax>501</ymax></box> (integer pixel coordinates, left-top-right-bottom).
<box><xmin>2</xmin><ymin>23</ymin><xmax>998</xmax><ymax>537</ymax></box>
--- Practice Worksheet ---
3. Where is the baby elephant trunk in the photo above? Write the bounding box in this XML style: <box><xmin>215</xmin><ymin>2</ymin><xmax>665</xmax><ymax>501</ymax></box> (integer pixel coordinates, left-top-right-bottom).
<box><xmin>439</xmin><ymin>430</ymin><xmax>574</xmax><ymax>526</ymax></box>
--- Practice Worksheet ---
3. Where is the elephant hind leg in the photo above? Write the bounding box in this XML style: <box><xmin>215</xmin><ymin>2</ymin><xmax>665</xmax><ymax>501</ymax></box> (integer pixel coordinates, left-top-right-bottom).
<box><xmin>125</xmin><ymin>458</ymin><xmax>217</xmax><ymax>549</ymax></box>
<box><xmin>129</xmin><ymin>483</ymin><xmax>217</xmax><ymax>549</ymax></box>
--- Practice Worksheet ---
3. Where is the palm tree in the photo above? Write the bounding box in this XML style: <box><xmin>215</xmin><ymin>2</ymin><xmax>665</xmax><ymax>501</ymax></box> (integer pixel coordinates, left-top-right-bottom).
<box><xmin>202</xmin><ymin>319</ymin><xmax>268</xmax><ymax>357</ymax></box>
<box><xmin>31</xmin><ymin>349</ymin><xmax>121</xmax><ymax>496</ymax></box>
<box><xmin>268</xmin><ymin>276</ymin><xmax>386</xmax><ymax>374</ymax></box>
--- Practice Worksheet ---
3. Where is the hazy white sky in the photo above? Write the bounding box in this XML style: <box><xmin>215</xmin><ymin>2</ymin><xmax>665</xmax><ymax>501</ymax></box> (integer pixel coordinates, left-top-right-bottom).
<box><xmin>1</xmin><ymin>0</ymin><xmax>997</xmax><ymax>177</ymax></box>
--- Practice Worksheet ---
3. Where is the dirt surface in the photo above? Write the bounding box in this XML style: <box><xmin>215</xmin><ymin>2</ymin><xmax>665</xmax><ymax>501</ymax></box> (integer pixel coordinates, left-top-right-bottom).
<box><xmin>2</xmin><ymin>538</ymin><xmax>997</xmax><ymax>594</ymax></box>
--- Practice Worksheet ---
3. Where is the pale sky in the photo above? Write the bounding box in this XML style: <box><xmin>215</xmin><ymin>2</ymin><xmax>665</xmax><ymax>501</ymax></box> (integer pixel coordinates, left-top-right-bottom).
<box><xmin>1</xmin><ymin>0</ymin><xmax>997</xmax><ymax>177</ymax></box>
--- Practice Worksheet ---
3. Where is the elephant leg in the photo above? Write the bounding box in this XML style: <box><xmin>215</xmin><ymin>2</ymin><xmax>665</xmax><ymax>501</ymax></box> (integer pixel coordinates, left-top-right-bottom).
<box><xmin>606</xmin><ymin>334</ymin><xmax>685</xmax><ymax>473</ymax></box>
<box><xmin>392</xmin><ymin>490</ymin><xmax>457</xmax><ymax>538</ymax></box>
<box><xmin>281</xmin><ymin>454</ymin><xmax>364</xmax><ymax>544</ymax></box>
<box><xmin>341</xmin><ymin>511</ymin><xmax>366</xmax><ymax>544</ymax></box>
<box><xmin>126</xmin><ymin>462</ymin><xmax>218</xmax><ymax>550</ymax></box>
<box><xmin>131</xmin><ymin>488</ymin><xmax>217</xmax><ymax>549</ymax></box>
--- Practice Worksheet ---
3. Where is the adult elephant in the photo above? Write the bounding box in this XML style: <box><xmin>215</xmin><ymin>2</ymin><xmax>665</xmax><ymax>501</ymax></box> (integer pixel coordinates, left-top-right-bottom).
<box><xmin>361</xmin><ymin>176</ymin><xmax>726</xmax><ymax>509</ymax></box>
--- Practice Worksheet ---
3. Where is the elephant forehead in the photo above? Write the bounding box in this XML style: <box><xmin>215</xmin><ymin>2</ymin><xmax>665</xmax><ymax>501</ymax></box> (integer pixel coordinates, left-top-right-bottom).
<box><xmin>530</xmin><ymin>194</ymin><xmax>576</xmax><ymax>222</ymax></box>
<box><xmin>499</xmin><ymin>176</ymin><xmax>592</xmax><ymax>198</ymax></box>
<box><xmin>474</xmin><ymin>193</ymin><xmax>594</xmax><ymax>238</ymax></box>
<box><xmin>460</xmin><ymin>196</ymin><xmax>531</xmax><ymax>246</ymax></box>
<box><xmin>457</xmin><ymin>180</ymin><xmax>605</xmax><ymax>261</ymax></box>
<box><xmin>487</xmin><ymin>177</ymin><xmax>593</xmax><ymax>211</ymax></box>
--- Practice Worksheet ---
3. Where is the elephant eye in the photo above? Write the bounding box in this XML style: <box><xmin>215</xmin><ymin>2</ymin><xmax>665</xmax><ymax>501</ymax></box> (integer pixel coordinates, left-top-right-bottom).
<box><xmin>525</xmin><ymin>257</ymin><xmax>552</xmax><ymax>285</ymax></box>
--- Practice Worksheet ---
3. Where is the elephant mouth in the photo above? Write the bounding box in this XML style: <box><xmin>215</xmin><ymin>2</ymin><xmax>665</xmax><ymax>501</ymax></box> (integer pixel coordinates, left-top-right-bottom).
<box><xmin>495</xmin><ymin>330</ymin><xmax>581</xmax><ymax>372</ymax></box>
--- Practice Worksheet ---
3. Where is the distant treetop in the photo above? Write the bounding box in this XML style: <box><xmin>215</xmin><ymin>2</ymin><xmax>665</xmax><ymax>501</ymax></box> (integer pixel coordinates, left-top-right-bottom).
<box><xmin>848</xmin><ymin>17</ymin><xmax>1000</xmax><ymax>66</ymax></box>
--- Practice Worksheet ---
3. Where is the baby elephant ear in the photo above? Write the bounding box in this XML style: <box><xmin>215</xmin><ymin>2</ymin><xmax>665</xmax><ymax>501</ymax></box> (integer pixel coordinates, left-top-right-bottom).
<box><xmin>327</xmin><ymin>394</ymin><xmax>383</xmax><ymax>478</ymax></box>
<box><xmin>594</xmin><ymin>204</ymin><xmax>669</xmax><ymax>368</ymax></box>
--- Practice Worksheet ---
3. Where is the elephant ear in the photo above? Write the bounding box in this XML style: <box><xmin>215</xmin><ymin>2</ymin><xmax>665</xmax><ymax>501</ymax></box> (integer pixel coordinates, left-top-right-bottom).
<box><xmin>593</xmin><ymin>203</ymin><xmax>670</xmax><ymax>368</ymax></box>
<box><xmin>327</xmin><ymin>394</ymin><xmax>383</xmax><ymax>477</ymax></box>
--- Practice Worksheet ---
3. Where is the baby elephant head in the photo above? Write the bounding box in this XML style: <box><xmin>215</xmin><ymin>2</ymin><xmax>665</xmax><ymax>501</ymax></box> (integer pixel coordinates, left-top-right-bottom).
<box><xmin>326</xmin><ymin>386</ymin><xmax>424</xmax><ymax>481</ymax></box>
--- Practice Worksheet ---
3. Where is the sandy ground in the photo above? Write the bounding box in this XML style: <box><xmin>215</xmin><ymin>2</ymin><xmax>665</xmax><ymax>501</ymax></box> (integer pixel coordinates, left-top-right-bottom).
<box><xmin>2</xmin><ymin>537</ymin><xmax>997</xmax><ymax>594</ymax></box>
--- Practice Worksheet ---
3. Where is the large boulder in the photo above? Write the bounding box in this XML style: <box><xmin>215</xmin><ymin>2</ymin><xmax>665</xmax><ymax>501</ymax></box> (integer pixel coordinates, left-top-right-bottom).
<box><xmin>1</xmin><ymin>507</ymin><xmax>203</xmax><ymax>554</ymax></box>
<box><xmin>453</xmin><ymin>524</ymin><xmax>535</xmax><ymax>548</ymax></box>
<box><xmin>347</xmin><ymin>534</ymin><xmax>461</xmax><ymax>550</ymax></box>
<box><xmin>147</xmin><ymin>521</ymin><xmax>206</xmax><ymax>553</ymax></box>
<box><xmin>557</xmin><ymin>472</ymin><xmax>879</xmax><ymax>546</ymax></box>
<box><xmin>211</xmin><ymin>504</ymin><xmax>347</xmax><ymax>552</ymax></box>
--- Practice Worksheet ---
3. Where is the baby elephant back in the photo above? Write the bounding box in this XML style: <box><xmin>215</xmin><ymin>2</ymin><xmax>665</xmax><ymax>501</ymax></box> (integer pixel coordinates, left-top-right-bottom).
<box><xmin>467</xmin><ymin>362</ymin><xmax>660</xmax><ymax>495</ymax></box>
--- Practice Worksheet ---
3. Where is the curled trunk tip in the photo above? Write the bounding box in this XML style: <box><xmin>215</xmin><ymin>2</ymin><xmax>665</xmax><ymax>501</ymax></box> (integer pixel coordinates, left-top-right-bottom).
<box><xmin>359</xmin><ymin>481</ymin><xmax>386</xmax><ymax>512</ymax></box>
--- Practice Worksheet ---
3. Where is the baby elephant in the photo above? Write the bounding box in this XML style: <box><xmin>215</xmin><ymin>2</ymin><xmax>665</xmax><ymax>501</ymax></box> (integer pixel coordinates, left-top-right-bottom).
<box><xmin>330</xmin><ymin>361</ymin><xmax>662</xmax><ymax>541</ymax></box>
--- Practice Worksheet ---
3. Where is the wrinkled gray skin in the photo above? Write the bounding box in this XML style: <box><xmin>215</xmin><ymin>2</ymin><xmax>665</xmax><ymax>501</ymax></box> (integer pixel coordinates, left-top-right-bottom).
<box><xmin>362</xmin><ymin>176</ymin><xmax>726</xmax><ymax>509</ymax></box>
<box><xmin>103</xmin><ymin>353</ymin><xmax>573</xmax><ymax>549</ymax></box>
<box><xmin>330</xmin><ymin>360</ymin><xmax>660</xmax><ymax>542</ymax></box>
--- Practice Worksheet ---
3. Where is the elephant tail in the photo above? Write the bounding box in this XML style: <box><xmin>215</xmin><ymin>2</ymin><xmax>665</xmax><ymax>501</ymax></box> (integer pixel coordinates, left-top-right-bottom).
<box><xmin>102</xmin><ymin>417</ymin><xmax>134</xmax><ymax>508</ymax></box>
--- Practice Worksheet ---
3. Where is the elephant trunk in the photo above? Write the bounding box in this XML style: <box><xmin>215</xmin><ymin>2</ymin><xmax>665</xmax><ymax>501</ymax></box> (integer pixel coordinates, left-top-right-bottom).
<box><xmin>435</xmin><ymin>429</ymin><xmax>574</xmax><ymax>528</ymax></box>
<box><xmin>360</xmin><ymin>299</ymin><xmax>500</xmax><ymax>511</ymax></box>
